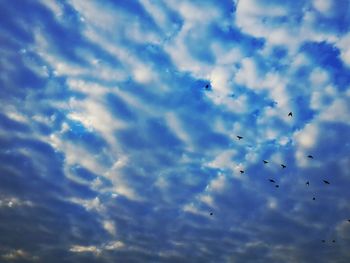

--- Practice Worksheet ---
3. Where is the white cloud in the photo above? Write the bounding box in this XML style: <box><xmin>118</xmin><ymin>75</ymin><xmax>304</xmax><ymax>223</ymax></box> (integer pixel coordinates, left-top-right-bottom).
<box><xmin>206</xmin><ymin>92</ymin><xmax>249</xmax><ymax>114</ymax></box>
<box><xmin>33</xmin><ymin>29</ymin><xmax>86</xmax><ymax>77</ymax></box>
<box><xmin>70</xmin><ymin>240</ymin><xmax>125</xmax><ymax>255</ymax></box>
<box><xmin>70</xmin><ymin>245</ymin><xmax>101</xmax><ymax>254</ymax></box>
<box><xmin>207</xmin><ymin>150</ymin><xmax>237</xmax><ymax>170</ymax></box>
<box><xmin>336</xmin><ymin>33</ymin><xmax>350</xmax><ymax>67</ymax></box>
<box><xmin>199</xmin><ymin>194</ymin><xmax>214</xmax><ymax>207</ymax></box>
<box><xmin>105</xmin><ymin>162</ymin><xmax>141</xmax><ymax>201</ymax></box>
<box><xmin>183</xmin><ymin>203</ymin><xmax>204</xmax><ymax>215</ymax></box>
<box><xmin>69</xmin><ymin>197</ymin><xmax>105</xmax><ymax>213</ymax></box>
<box><xmin>235</xmin><ymin>0</ymin><xmax>292</xmax><ymax>47</ymax></box>
<box><xmin>103</xmin><ymin>220</ymin><xmax>116</xmax><ymax>236</ymax></box>
<box><xmin>165</xmin><ymin>112</ymin><xmax>193</xmax><ymax>150</ymax></box>
<box><xmin>309</xmin><ymin>67</ymin><xmax>330</xmax><ymax>87</ymax></box>
<box><xmin>154</xmin><ymin>176</ymin><xmax>169</xmax><ymax>189</ymax></box>
<box><xmin>49</xmin><ymin>132</ymin><xmax>107</xmax><ymax>175</ymax></box>
<box><xmin>111</xmin><ymin>182</ymin><xmax>140</xmax><ymax>201</ymax></box>
<box><xmin>312</xmin><ymin>0</ymin><xmax>335</xmax><ymax>16</ymax></box>
<box><xmin>210</xmin><ymin>66</ymin><xmax>235</xmax><ymax>95</ymax></box>
<box><xmin>139</xmin><ymin>0</ymin><xmax>168</xmax><ymax>31</ymax></box>
<box><xmin>235</xmin><ymin>0</ymin><xmax>340</xmax><ymax>56</ymax></box>
<box><xmin>1</xmin><ymin>249</ymin><xmax>38</xmax><ymax>261</ymax></box>
<box><xmin>104</xmin><ymin>241</ymin><xmax>125</xmax><ymax>250</ymax></box>
<box><xmin>209</xmin><ymin>173</ymin><xmax>227</xmax><ymax>192</ymax></box>
<box><xmin>163</xmin><ymin>1</ymin><xmax>229</xmax><ymax>78</ymax></box>
<box><xmin>235</xmin><ymin>58</ymin><xmax>260</xmax><ymax>89</ymax></box>
<box><xmin>39</xmin><ymin>0</ymin><xmax>63</xmax><ymax>17</ymax></box>
<box><xmin>267</xmin><ymin>197</ymin><xmax>278</xmax><ymax>210</ymax></box>
<box><xmin>211</xmin><ymin>44</ymin><xmax>242</xmax><ymax>66</ymax></box>
<box><xmin>133</xmin><ymin>64</ymin><xmax>154</xmax><ymax>84</ymax></box>
<box><xmin>167</xmin><ymin>1</ymin><xmax>221</xmax><ymax>24</ymax></box>
<box><xmin>335</xmin><ymin>220</ymin><xmax>350</xmax><ymax>240</ymax></box>
<box><xmin>0</xmin><ymin>197</ymin><xmax>33</xmax><ymax>208</ymax></box>
<box><xmin>319</xmin><ymin>97</ymin><xmax>350</xmax><ymax>123</ymax></box>
<box><xmin>4</xmin><ymin>110</ymin><xmax>27</xmax><ymax>124</ymax></box>
<box><xmin>294</xmin><ymin>123</ymin><xmax>319</xmax><ymax>149</ymax></box>
<box><xmin>68</xmin><ymin>0</ymin><xmax>116</xmax><ymax>31</ymax></box>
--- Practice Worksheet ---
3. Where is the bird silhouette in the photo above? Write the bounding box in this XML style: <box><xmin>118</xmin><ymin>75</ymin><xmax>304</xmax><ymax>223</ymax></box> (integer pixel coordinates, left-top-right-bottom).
<box><xmin>332</xmin><ymin>240</ymin><xmax>336</xmax><ymax>243</ymax></box>
<box><xmin>240</xmin><ymin>170</ymin><xmax>244</xmax><ymax>174</ymax></box>
<box><xmin>269</xmin><ymin>179</ymin><xmax>276</xmax><ymax>183</ymax></box>
<box><xmin>307</xmin><ymin>155</ymin><xmax>314</xmax><ymax>159</ymax></box>
<box><xmin>281</xmin><ymin>164</ymin><xmax>286</xmax><ymax>168</ymax></box>
<box><xmin>348</xmin><ymin>219</ymin><xmax>350</xmax><ymax>222</ymax></box>
<box><xmin>275</xmin><ymin>185</ymin><xmax>279</xmax><ymax>188</ymax></box>
<box><xmin>306</xmin><ymin>181</ymin><xmax>309</xmax><ymax>186</ymax></box>
<box><xmin>237</xmin><ymin>136</ymin><xmax>243</xmax><ymax>140</ymax></box>
<box><xmin>210</xmin><ymin>212</ymin><xmax>213</xmax><ymax>216</ymax></box>
<box><xmin>323</xmin><ymin>180</ymin><xmax>330</xmax><ymax>185</ymax></box>
<box><xmin>263</xmin><ymin>160</ymin><xmax>268</xmax><ymax>164</ymax></box>
<box><xmin>313</xmin><ymin>197</ymin><xmax>316</xmax><ymax>200</ymax></box>
<box><xmin>288</xmin><ymin>112</ymin><xmax>293</xmax><ymax>117</ymax></box>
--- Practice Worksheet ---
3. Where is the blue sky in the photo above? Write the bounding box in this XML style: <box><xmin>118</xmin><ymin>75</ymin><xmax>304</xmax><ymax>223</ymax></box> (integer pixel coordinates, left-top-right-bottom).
<box><xmin>1</xmin><ymin>0</ymin><xmax>350</xmax><ymax>262</ymax></box>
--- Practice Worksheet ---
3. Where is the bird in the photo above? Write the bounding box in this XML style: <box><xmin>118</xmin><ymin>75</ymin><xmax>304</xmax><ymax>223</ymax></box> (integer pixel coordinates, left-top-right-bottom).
<box><xmin>322</xmin><ymin>240</ymin><xmax>325</xmax><ymax>243</ymax></box>
<box><xmin>306</xmin><ymin>181</ymin><xmax>309</xmax><ymax>186</ymax></box>
<box><xmin>263</xmin><ymin>160</ymin><xmax>268</xmax><ymax>164</ymax></box>
<box><xmin>323</xmin><ymin>180</ymin><xmax>330</xmax><ymax>185</ymax></box>
<box><xmin>307</xmin><ymin>155</ymin><xmax>314</xmax><ymax>159</ymax></box>
<box><xmin>240</xmin><ymin>170</ymin><xmax>244</xmax><ymax>174</ymax></box>
<box><xmin>332</xmin><ymin>240</ymin><xmax>336</xmax><ymax>243</ymax></box>
<box><xmin>313</xmin><ymin>197</ymin><xmax>316</xmax><ymax>200</ymax></box>
<box><xmin>275</xmin><ymin>185</ymin><xmax>279</xmax><ymax>188</ymax></box>
<box><xmin>269</xmin><ymin>179</ymin><xmax>276</xmax><ymax>183</ymax></box>
<box><xmin>348</xmin><ymin>219</ymin><xmax>350</xmax><ymax>223</ymax></box>
<box><xmin>210</xmin><ymin>212</ymin><xmax>213</xmax><ymax>216</ymax></box>
<box><xmin>237</xmin><ymin>136</ymin><xmax>243</xmax><ymax>140</ymax></box>
<box><xmin>281</xmin><ymin>164</ymin><xmax>286</xmax><ymax>168</ymax></box>
<box><xmin>288</xmin><ymin>112</ymin><xmax>293</xmax><ymax>117</ymax></box>
<box><xmin>205</xmin><ymin>84</ymin><xmax>210</xmax><ymax>90</ymax></box>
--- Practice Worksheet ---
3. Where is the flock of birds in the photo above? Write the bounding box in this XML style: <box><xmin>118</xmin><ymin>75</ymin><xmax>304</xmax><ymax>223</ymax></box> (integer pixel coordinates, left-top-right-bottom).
<box><xmin>201</xmin><ymin>89</ymin><xmax>350</xmax><ymax>243</ymax></box>
<box><xmin>232</xmin><ymin>112</ymin><xmax>325</xmax><ymax>194</ymax></box>
<box><xmin>234</xmin><ymin>128</ymin><xmax>326</xmax><ymax>194</ymax></box>
<box><xmin>234</xmin><ymin>113</ymin><xmax>332</xmax><ymax>190</ymax></box>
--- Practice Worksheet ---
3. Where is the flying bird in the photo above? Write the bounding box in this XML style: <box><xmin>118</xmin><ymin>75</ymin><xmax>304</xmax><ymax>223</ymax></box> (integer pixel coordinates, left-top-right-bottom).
<box><xmin>332</xmin><ymin>240</ymin><xmax>336</xmax><ymax>243</ymax></box>
<box><xmin>281</xmin><ymin>164</ymin><xmax>286</xmax><ymax>168</ymax></box>
<box><xmin>205</xmin><ymin>84</ymin><xmax>210</xmax><ymax>90</ymax></box>
<box><xmin>275</xmin><ymin>185</ymin><xmax>279</xmax><ymax>188</ymax></box>
<box><xmin>288</xmin><ymin>112</ymin><xmax>293</xmax><ymax>117</ymax></box>
<box><xmin>323</xmin><ymin>180</ymin><xmax>330</xmax><ymax>185</ymax></box>
<box><xmin>237</xmin><ymin>136</ymin><xmax>243</xmax><ymax>140</ymax></box>
<box><xmin>269</xmin><ymin>179</ymin><xmax>276</xmax><ymax>183</ymax></box>
<box><xmin>306</xmin><ymin>181</ymin><xmax>309</xmax><ymax>186</ymax></box>
<box><xmin>313</xmin><ymin>197</ymin><xmax>316</xmax><ymax>200</ymax></box>
<box><xmin>263</xmin><ymin>160</ymin><xmax>268</xmax><ymax>164</ymax></box>
<box><xmin>240</xmin><ymin>170</ymin><xmax>244</xmax><ymax>174</ymax></box>
<box><xmin>307</xmin><ymin>155</ymin><xmax>314</xmax><ymax>159</ymax></box>
<box><xmin>348</xmin><ymin>219</ymin><xmax>350</xmax><ymax>223</ymax></box>
<box><xmin>210</xmin><ymin>212</ymin><xmax>213</xmax><ymax>216</ymax></box>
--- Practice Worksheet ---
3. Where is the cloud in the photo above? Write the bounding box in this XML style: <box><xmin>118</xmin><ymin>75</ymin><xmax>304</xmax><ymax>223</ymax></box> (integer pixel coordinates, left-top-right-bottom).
<box><xmin>1</xmin><ymin>249</ymin><xmax>39</xmax><ymax>262</ymax></box>
<box><xmin>1</xmin><ymin>0</ymin><xmax>350</xmax><ymax>262</ymax></box>
<box><xmin>70</xmin><ymin>245</ymin><xmax>101</xmax><ymax>254</ymax></box>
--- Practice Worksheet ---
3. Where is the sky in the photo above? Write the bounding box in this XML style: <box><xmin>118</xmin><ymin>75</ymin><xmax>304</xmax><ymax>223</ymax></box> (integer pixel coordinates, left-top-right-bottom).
<box><xmin>0</xmin><ymin>0</ymin><xmax>350</xmax><ymax>262</ymax></box>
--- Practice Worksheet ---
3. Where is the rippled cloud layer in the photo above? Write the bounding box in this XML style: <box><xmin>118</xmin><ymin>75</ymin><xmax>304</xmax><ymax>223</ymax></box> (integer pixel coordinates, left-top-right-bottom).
<box><xmin>1</xmin><ymin>0</ymin><xmax>350</xmax><ymax>262</ymax></box>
